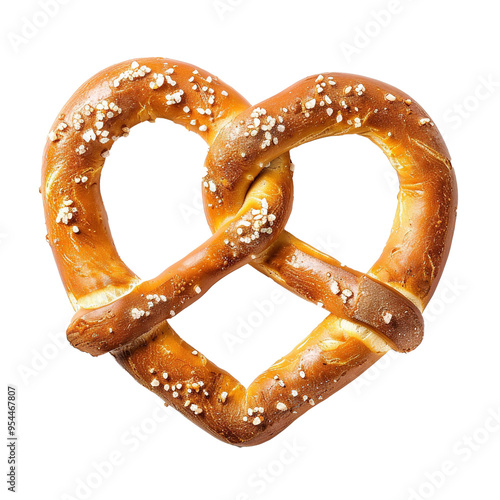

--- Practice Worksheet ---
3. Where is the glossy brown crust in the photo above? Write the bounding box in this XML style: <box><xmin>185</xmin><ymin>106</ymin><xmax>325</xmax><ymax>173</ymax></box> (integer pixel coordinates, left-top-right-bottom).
<box><xmin>113</xmin><ymin>316</ymin><xmax>383</xmax><ymax>446</ymax></box>
<box><xmin>42</xmin><ymin>59</ymin><xmax>457</xmax><ymax>446</ymax></box>
<box><xmin>204</xmin><ymin>73</ymin><xmax>457</xmax><ymax>311</ymax></box>
<box><xmin>251</xmin><ymin>234</ymin><xmax>423</xmax><ymax>353</ymax></box>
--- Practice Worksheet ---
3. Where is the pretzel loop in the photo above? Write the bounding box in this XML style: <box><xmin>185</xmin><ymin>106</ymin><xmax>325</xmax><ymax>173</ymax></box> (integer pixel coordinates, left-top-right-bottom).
<box><xmin>42</xmin><ymin>60</ymin><xmax>457</xmax><ymax>447</ymax></box>
<box><xmin>42</xmin><ymin>58</ymin><xmax>293</xmax><ymax>356</ymax></box>
<box><xmin>201</xmin><ymin>72</ymin><xmax>456</xmax><ymax>352</ymax></box>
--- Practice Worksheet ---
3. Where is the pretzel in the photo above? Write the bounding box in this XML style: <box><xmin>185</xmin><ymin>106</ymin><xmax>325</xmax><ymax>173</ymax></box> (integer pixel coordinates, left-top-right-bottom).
<box><xmin>42</xmin><ymin>58</ymin><xmax>457</xmax><ymax>446</ymax></box>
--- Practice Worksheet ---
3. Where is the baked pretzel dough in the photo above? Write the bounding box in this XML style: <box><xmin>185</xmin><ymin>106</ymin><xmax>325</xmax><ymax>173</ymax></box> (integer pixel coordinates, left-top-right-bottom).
<box><xmin>42</xmin><ymin>59</ymin><xmax>457</xmax><ymax>446</ymax></box>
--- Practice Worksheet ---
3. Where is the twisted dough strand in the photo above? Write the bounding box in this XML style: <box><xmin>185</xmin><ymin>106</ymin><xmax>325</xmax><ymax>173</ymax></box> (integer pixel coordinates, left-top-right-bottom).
<box><xmin>42</xmin><ymin>60</ymin><xmax>457</xmax><ymax>446</ymax></box>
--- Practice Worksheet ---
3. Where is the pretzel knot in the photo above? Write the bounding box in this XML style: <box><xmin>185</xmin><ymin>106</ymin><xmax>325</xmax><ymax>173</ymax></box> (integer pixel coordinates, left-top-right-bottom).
<box><xmin>42</xmin><ymin>58</ymin><xmax>457</xmax><ymax>446</ymax></box>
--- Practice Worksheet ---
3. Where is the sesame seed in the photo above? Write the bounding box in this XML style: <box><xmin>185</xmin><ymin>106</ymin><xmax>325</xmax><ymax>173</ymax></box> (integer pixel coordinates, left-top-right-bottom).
<box><xmin>151</xmin><ymin>378</ymin><xmax>160</xmax><ymax>387</ymax></box>
<box><xmin>299</xmin><ymin>370</ymin><xmax>305</xmax><ymax>379</ymax></box>
<box><xmin>162</xmin><ymin>372</ymin><xmax>169</xmax><ymax>379</ymax></box>
<box><xmin>172</xmin><ymin>391</ymin><xmax>179</xmax><ymax>398</ymax></box>
<box><xmin>192</xmin><ymin>350</ymin><xmax>198</xmax><ymax>355</ymax></box>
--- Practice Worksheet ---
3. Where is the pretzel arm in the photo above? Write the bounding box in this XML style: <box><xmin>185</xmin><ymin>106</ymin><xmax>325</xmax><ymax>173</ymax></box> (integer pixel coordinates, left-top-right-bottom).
<box><xmin>253</xmin><ymin>232</ymin><xmax>423</xmax><ymax>352</ymax></box>
<box><xmin>67</xmin><ymin>167</ymin><xmax>292</xmax><ymax>355</ymax></box>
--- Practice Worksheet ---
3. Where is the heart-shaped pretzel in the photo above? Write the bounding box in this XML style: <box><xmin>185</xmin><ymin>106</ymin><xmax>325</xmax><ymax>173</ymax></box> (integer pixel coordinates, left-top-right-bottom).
<box><xmin>42</xmin><ymin>58</ymin><xmax>457</xmax><ymax>446</ymax></box>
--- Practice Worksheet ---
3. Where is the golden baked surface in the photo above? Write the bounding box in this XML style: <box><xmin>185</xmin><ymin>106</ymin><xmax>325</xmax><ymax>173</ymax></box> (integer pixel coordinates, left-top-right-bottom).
<box><xmin>42</xmin><ymin>58</ymin><xmax>457</xmax><ymax>446</ymax></box>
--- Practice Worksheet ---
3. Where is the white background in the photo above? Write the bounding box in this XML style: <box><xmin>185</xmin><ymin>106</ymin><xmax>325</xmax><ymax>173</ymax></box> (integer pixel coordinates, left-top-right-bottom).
<box><xmin>2</xmin><ymin>1</ymin><xmax>499</xmax><ymax>499</ymax></box>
